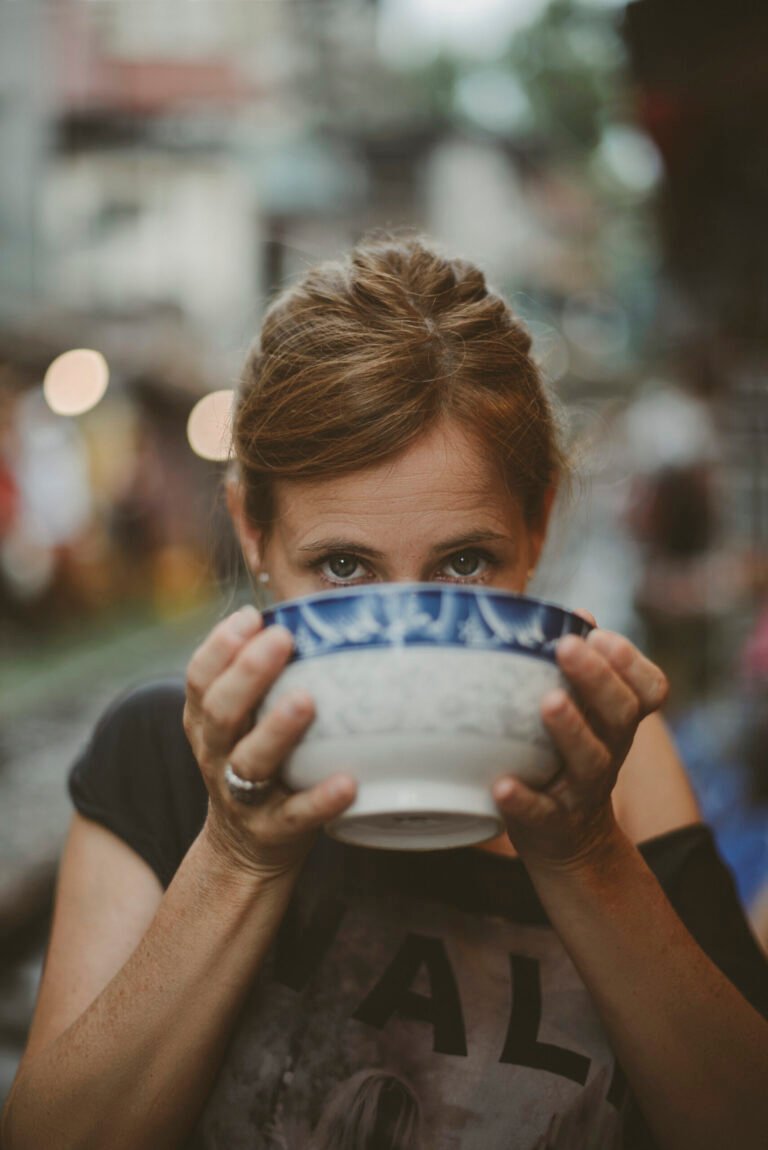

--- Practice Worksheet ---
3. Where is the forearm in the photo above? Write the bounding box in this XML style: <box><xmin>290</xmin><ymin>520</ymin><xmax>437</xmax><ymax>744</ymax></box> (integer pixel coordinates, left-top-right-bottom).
<box><xmin>525</xmin><ymin>826</ymin><xmax>768</xmax><ymax>1150</ymax></box>
<box><xmin>2</xmin><ymin>827</ymin><xmax>298</xmax><ymax>1150</ymax></box>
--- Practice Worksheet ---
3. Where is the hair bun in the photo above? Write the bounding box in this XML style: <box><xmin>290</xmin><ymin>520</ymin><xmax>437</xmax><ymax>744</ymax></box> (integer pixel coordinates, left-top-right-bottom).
<box><xmin>233</xmin><ymin>231</ymin><xmax>568</xmax><ymax>539</ymax></box>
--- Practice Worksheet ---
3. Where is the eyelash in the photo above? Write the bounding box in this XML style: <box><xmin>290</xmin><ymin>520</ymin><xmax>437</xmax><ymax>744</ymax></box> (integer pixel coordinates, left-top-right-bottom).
<box><xmin>307</xmin><ymin>549</ymin><xmax>501</xmax><ymax>587</ymax></box>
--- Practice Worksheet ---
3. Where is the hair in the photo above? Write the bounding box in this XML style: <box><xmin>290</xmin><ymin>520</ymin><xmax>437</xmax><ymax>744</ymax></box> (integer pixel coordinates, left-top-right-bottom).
<box><xmin>306</xmin><ymin>1068</ymin><xmax>423</xmax><ymax>1150</ymax></box>
<box><xmin>232</xmin><ymin>233</ymin><xmax>571</xmax><ymax>545</ymax></box>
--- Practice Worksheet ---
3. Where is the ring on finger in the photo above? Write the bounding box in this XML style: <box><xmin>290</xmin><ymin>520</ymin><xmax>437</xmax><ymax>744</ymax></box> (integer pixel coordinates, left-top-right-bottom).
<box><xmin>224</xmin><ymin>762</ymin><xmax>274</xmax><ymax>805</ymax></box>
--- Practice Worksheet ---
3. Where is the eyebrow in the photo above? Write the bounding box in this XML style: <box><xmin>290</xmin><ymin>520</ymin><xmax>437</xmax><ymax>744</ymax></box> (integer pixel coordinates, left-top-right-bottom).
<box><xmin>296</xmin><ymin>530</ymin><xmax>512</xmax><ymax>560</ymax></box>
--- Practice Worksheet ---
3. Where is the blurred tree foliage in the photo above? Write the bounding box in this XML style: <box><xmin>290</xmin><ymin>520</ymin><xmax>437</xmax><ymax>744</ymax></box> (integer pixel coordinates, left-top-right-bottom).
<box><xmin>503</xmin><ymin>0</ymin><xmax>626</xmax><ymax>155</ymax></box>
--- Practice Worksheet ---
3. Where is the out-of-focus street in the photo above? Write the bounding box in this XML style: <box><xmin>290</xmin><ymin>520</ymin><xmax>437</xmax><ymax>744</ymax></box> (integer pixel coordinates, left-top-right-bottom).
<box><xmin>0</xmin><ymin>601</ymin><xmax>222</xmax><ymax>1104</ymax></box>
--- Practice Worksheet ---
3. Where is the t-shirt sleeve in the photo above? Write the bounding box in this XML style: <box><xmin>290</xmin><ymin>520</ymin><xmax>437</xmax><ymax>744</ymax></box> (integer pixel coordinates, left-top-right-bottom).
<box><xmin>623</xmin><ymin>826</ymin><xmax>768</xmax><ymax>1150</ymax></box>
<box><xmin>643</xmin><ymin>823</ymin><xmax>768</xmax><ymax>1020</ymax></box>
<box><xmin>68</xmin><ymin>678</ymin><xmax>209</xmax><ymax>889</ymax></box>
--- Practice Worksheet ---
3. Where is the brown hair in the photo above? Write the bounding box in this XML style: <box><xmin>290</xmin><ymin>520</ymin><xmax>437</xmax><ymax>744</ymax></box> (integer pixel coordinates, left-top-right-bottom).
<box><xmin>306</xmin><ymin>1068</ymin><xmax>423</xmax><ymax>1150</ymax></box>
<box><xmin>233</xmin><ymin>234</ymin><xmax>569</xmax><ymax>541</ymax></box>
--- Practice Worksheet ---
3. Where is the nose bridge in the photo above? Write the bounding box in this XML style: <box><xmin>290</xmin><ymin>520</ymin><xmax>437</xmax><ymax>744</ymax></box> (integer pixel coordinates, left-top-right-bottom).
<box><xmin>374</xmin><ymin>515</ymin><xmax>431</xmax><ymax>581</ymax></box>
<box><xmin>378</xmin><ymin>561</ymin><xmax>425</xmax><ymax>584</ymax></box>
<box><xmin>385</xmin><ymin>534</ymin><xmax>434</xmax><ymax>582</ymax></box>
<box><xmin>389</xmin><ymin>570</ymin><xmax>427</xmax><ymax>584</ymax></box>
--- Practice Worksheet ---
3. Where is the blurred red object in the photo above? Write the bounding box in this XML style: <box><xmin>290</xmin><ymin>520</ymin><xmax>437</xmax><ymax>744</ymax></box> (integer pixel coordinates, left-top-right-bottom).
<box><xmin>0</xmin><ymin>459</ymin><xmax>19</xmax><ymax>539</ymax></box>
<box><xmin>741</xmin><ymin>601</ymin><xmax>768</xmax><ymax>684</ymax></box>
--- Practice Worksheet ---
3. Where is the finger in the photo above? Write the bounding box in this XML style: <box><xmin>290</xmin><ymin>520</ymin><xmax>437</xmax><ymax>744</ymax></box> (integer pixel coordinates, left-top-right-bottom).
<box><xmin>186</xmin><ymin>607</ymin><xmax>263</xmax><ymax>704</ymax></box>
<box><xmin>556</xmin><ymin>634</ymin><xmax>642</xmax><ymax>750</ymax></box>
<box><xmin>492</xmin><ymin>774</ymin><xmax>559</xmax><ymax>826</ymax></box>
<box><xmin>573</xmin><ymin>607</ymin><xmax>598</xmax><ymax>628</ymax></box>
<box><xmin>224</xmin><ymin>691</ymin><xmax>316</xmax><ymax>787</ymax></box>
<box><xmin>540</xmin><ymin>688</ymin><xmax>614</xmax><ymax>789</ymax></box>
<box><xmin>584</xmin><ymin>629</ymin><xmax>669</xmax><ymax>716</ymax></box>
<box><xmin>201</xmin><ymin>625</ymin><xmax>295</xmax><ymax>753</ymax></box>
<box><xmin>276</xmin><ymin>772</ymin><xmax>358</xmax><ymax>834</ymax></box>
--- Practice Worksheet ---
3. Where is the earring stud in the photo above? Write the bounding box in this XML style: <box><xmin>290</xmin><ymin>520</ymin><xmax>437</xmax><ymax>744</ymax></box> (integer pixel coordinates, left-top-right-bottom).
<box><xmin>257</xmin><ymin>571</ymin><xmax>270</xmax><ymax>585</ymax></box>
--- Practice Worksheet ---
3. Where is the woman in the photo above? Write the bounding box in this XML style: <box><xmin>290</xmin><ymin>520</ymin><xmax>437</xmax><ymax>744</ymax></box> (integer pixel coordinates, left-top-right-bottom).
<box><xmin>3</xmin><ymin>237</ymin><xmax>767</xmax><ymax>1150</ymax></box>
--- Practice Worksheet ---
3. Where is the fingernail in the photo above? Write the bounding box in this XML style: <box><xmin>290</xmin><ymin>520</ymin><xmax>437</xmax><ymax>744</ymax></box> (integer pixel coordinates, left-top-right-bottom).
<box><xmin>494</xmin><ymin>779</ymin><xmax>515</xmax><ymax>802</ymax></box>
<box><xmin>231</xmin><ymin>605</ymin><xmax>261</xmax><ymax>635</ymax></box>
<box><xmin>327</xmin><ymin>775</ymin><xmax>354</xmax><ymax>799</ymax></box>
<box><xmin>575</xmin><ymin>608</ymin><xmax>598</xmax><ymax>628</ymax></box>
<box><xmin>558</xmin><ymin>636</ymin><xmax>582</xmax><ymax>660</ymax></box>
<box><xmin>264</xmin><ymin>625</ymin><xmax>293</xmax><ymax>654</ymax></box>
<box><xmin>278</xmin><ymin>694</ymin><xmax>312</xmax><ymax>720</ymax></box>
<box><xmin>543</xmin><ymin>689</ymin><xmax>568</xmax><ymax>715</ymax></box>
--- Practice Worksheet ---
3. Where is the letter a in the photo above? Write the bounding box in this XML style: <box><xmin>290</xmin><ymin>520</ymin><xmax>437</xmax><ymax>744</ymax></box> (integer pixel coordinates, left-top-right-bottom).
<box><xmin>353</xmin><ymin>933</ymin><xmax>467</xmax><ymax>1056</ymax></box>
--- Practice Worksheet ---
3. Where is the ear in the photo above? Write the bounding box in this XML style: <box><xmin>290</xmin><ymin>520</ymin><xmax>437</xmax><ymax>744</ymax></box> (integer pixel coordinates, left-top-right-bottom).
<box><xmin>225</xmin><ymin>469</ymin><xmax>264</xmax><ymax>574</ymax></box>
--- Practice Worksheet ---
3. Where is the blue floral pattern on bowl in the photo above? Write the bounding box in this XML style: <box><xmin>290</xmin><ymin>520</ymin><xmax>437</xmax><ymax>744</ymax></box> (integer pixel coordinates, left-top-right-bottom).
<box><xmin>261</xmin><ymin>583</ymin><xmax>592</xmax><ymax>663</ymax></box>
<box><xmin>256</xmin><ymin>584</ymin><xmax>592</xmax><ymax>849</ymax></box>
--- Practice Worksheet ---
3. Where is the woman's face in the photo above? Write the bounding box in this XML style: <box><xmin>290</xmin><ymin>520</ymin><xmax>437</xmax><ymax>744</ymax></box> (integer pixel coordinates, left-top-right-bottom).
<box><xmin>238</xmin><ymin>420</ymin><xmax>551</xmax><ymax>604</ymax></box>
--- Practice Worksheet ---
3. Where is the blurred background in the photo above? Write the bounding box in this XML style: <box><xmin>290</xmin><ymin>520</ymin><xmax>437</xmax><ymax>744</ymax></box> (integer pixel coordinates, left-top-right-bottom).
<box><xmin>1</xmin><ymin>0</ymin><xmax>767</xmax><ymax>1103</ymax></box>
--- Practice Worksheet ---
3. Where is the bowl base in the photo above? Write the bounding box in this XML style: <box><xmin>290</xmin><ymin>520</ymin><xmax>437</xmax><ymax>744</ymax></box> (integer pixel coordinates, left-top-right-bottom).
<box><xmin>325</xmin><ymin>780</ymin><xmax>505</xmax><ymax>851</ymax></box>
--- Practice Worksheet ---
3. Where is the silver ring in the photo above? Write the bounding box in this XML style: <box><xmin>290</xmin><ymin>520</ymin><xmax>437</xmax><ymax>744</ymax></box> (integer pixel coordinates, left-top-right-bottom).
<box><xmin>224</xmin><ymin>763</ymin><xmax>274</xmax><ymax>805</ymax></box>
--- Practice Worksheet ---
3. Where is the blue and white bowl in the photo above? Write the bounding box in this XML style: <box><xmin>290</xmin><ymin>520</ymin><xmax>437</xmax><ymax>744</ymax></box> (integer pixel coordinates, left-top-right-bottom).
<box><xmin>258</xmin><ymin>583</ymin><xmax>592</xmax><ymax>850</ymax></box>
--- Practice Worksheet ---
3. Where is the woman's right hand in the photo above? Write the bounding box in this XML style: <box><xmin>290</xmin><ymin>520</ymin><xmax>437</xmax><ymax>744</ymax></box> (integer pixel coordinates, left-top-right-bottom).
<box><xmin>183</xmin><ymin>605</ymin><xmax>357</xmax><ymax>882</ymax></box>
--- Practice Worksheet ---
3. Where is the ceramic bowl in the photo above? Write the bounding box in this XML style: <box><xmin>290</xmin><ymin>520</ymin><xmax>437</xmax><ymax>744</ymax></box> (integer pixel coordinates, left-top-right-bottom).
<box><xmin>258</xmin><ymin>583</ymin><xmax>592</xmax><ymax>850</ymax></box>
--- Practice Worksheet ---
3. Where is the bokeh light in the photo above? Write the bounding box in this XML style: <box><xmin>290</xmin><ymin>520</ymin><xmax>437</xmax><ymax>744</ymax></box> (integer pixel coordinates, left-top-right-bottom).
<box><xmin>186</xmin><ymin>388</ymin><xmax>234</xmax><ymax>462</ymax></box>
<box><xmin>595</xmin><ymin>125</ymin><xmax>663</xmax><ymax>196</ymax></box>
<box><xmin>42</xmin><ymin>349</ymin><xmax>110</xmax><ymax>416</ymax></box>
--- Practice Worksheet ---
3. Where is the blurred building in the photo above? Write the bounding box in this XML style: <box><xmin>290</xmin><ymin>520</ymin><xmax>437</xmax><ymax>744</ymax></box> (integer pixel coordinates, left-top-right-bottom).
<box><xmin>0</xmin><ymin>0</ymin><xmax>52</xmax><ymax>311</ymax></box>
<box><xmin>0</xmin><ymin>0</ymin><xmax>763</xmax><ymax>650</ymax></box>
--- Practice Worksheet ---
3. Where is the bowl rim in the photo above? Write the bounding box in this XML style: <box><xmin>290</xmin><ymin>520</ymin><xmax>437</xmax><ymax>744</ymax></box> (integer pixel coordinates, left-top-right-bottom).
<box><xmin>260</xmin><ymin>580</ymin><xmax>591</xmax><ymax>630</ymax></box>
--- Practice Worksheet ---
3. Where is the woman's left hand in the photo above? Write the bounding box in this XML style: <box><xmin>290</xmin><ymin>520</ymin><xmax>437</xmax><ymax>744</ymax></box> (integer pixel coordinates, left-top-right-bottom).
<box><xmin>493</xmin><ymin>615</ymin><xmax>669</xmax><ymax>869</ymax></box>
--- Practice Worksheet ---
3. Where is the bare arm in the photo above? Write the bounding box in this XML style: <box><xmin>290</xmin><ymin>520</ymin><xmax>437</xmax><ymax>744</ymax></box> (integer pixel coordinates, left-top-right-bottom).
<box><xmin>611</xmin><ymin>709</ymin><xmax>702</xmax><ymax>844</ymax></box>
<box><xmin>2</xmin><ymin>607</ymin><xmax>357</xmax><ymax>1150</ymax></box>
<box><xmin>493</xmin><ymin>626</ymin><xmax>768</xmax><ymax>1150</ymax></box>
<box><xmin>526</xmin><ymin>824</ymin><xmax>768</xmax><ymax>1150</ymax></box>
<box><xmin>2</xmin><ymin>814</ymin><xmax>299</xmax><ymax>1150</ymax></box>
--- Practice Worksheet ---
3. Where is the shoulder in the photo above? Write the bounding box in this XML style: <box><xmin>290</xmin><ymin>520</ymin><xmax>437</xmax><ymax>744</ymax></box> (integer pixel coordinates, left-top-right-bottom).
<box><xmin>69</xmin><ymin>677</ymin><xmax>207</xmax><ymax>888</ymax></box>
<box><xmin>612</xmin><ymin>711</ymin><xmax>702</xmax><ymax>845</ymax></box>
<box><xmin>70</xmin><ymin>677</ymin><xmax>191</xmax><ymax>791</ymax></box>
<box><xmin>90</xmin><ymin>677</ymin><xmax>187</xmax><ymax>735</ymax></box>
<box><xmin>639</xmin><ymin>821</ymin><xmax>768</xmax><ymax>1018</ymax></box>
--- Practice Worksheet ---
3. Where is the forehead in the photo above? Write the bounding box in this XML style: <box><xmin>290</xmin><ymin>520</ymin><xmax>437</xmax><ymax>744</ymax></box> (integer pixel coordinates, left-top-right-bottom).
<box><xmin>274</xmin><ymin>421</ymin><xmax>520</xmax><ymax>531</ymax></box>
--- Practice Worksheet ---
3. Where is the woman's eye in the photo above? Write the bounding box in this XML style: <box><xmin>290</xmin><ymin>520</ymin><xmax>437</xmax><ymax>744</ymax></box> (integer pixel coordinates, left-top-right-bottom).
<box><xmin>313</xmin><ymin>548</ymin><xmax>497</xmax><ymax>586</ymax></box>
<box><xmin>321</xmin><ymin>554</ymin><xmax>364</xmax><ymax>582</ymax></box>
<box><xmin>436</xmin><ymin>549</ymin><xmax>492</xmax><ymax>579</ymax></box>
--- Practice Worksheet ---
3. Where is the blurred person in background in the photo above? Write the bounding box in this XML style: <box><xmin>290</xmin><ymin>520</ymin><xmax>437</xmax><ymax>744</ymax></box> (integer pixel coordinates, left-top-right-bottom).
<box><xmin>107</xmin><ymin>420</ymin><xmax>167</xmax><ymax>604</ymax></box>
<box><xmin>619</xmin><ymin>377</ymin><xmax>768</xmax><ymax>947</ymax></box>
<box><xmin>620</xmin><ymin>379</ymin><xmax>727</xmax><ymax>715</ymax></box>
<box><xmin>739</xmin><ymin>592</ymin><xmax>768</xmax><ymax>951</ymax></box>
<box><xmin>2</xmin><ymin>238</ymin><xmax>766</xmax><ymax>1150</ymax></box>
